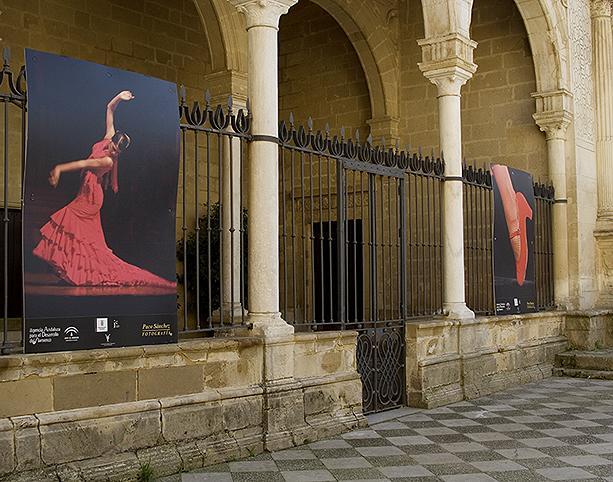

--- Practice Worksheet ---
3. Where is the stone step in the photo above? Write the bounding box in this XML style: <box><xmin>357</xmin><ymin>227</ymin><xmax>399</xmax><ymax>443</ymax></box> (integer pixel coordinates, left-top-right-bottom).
<box><xmin>555</xmin><ymin>349</ymin><xmax>613</xmax><ymax>372</ymax></box>
<box><xmin>553</xmin><ymin>367</ymin><xmax>613</xmax><ymax>380</ymax></box>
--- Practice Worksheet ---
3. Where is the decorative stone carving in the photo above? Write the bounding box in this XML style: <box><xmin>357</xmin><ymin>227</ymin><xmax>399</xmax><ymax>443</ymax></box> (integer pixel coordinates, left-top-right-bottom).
<box><xmin>418</xmin><ymin>34</ymin><xmax>477</xmax><ymax>96</ymax></box>
<box><xmin>591</xmin><ymin>0</ymin><xmax>612</xmax><ymax>17</ymax></box>
<box><xmin>570</xmin><ymin>0</ymin><xmax>595</xmax><ymax>144</ymax></box>
<box><xmin>227</xmin><ymin>0</ymin><xmax>298</xmax><ymax>29</ymax></box>
<box><xmin>532</xmin><ymin>90</ymin><xmax>573</xmax><ymax>141</ymax></box>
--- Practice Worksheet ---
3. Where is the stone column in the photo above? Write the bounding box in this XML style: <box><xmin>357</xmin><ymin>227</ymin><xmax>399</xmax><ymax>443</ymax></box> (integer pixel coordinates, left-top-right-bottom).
<box><xmin>533</xmin><ymin>91</ymin><xmax>573</xmax><ymax>308</ymax></box>
<box><xmin>591</xmin><ymin>0</ymin><xmax>613</xmax><ymax>307</ymax></box>
<box><xmin>592</xmin><ymin>0</ymin><xmax>613</xmax><ymax>221</ymax></box>
<box><xmin>228</xmin><ymin>0</ymin><xmax>297</xmax><ymax>341</ymax></box>
<box><xmin>418</xmin><ymin>34</ymin><xmax>477</xmax><ymax>319</ymax></box>
<box><xmin>227</xmin><ymin>6</ymin><xmax>302</xmax><ymax>448</ymax></box>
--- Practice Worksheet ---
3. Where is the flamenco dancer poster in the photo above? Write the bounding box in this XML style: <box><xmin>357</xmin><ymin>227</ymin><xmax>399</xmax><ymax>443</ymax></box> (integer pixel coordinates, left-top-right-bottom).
<box><xmin>491</xmin><ymin>165</ymin><xmax>537</xmax><ymax>315</ymax></box>
<box><xmin>23</xmin><ymin>50</ymin><xmax>179</xmax><ymax>353</ymax></box>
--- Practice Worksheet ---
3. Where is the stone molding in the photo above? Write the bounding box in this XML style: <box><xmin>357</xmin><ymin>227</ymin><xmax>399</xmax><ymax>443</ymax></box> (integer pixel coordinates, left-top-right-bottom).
<box><xmin>227</xmin><ymin>0</ymin><xmax>298</xmax><ymax>29</ymax></box>
<box><xmin>591</xmin><ymin>0</ymin><xmax>613</xmax><ymax>18</ymax></box>
<box><xmin>532</xmin><ymin>90</ymin><xmax>573</xmax><ymax>141</ymax></box>
<box><xmin>417</xmin><ymin>34</ymin><xmax>477</xmax><ymax>96</ymax></box>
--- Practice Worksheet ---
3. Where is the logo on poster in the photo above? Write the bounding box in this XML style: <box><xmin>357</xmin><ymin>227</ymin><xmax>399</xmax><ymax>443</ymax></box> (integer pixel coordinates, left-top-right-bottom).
<box><xmin>96</xmin><ymin>318</ymin><xmax>108</xmax><ymax>332</ymax></box>
<box><xmin>101</xmin><ymin>332</ymin><xmax>115</xmax><ymax>347</ymax></box>
<box><xmin>64</xmin><ymin>326</ymin><xmax>79</xmax><ymax>342</ymax></box>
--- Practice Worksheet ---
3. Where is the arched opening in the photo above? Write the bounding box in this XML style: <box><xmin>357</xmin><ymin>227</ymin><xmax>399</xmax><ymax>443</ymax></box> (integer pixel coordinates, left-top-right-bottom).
<box><xmin>278</xmin><ymin>0</ymin><xmax>372</xmax><ymax>136</ymax></box>
<box><xmin>463</xmin><ymin>0</ymin><xmax>548</xmax><ymax>177</ymax></box>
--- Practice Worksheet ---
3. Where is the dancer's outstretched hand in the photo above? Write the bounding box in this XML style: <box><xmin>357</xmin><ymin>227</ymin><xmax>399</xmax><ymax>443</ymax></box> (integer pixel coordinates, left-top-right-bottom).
<box><xmin>48</xmin><ymin>166</ymin><xmax>61</xmax><ymax>188</ymax></box>
<box><xmin>118</xmin><ymin>90</ymin><xmax>134</xmax><ymax>101</ymax></box>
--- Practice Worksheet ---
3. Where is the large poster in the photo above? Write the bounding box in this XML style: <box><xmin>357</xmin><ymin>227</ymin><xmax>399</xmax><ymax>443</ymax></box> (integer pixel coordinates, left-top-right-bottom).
<box><xmin>491</xmin><ymin>165</ymin><xmax>536</xmax><ymax>315</ymax></box>
<box><xmin>23</xmin><ymin>50</ymin><xmax>179</xmax><ymax>353</ymax></box>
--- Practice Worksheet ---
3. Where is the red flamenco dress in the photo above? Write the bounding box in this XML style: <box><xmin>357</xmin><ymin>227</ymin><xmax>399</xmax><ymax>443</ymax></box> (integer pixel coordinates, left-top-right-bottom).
<box><xmin>33</xmin><ymin>139</ymin><xmax>176</xmax><ymax>289</ymax></box>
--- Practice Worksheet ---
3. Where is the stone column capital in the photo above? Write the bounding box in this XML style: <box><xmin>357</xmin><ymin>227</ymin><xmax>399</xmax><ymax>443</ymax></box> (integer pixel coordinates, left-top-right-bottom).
<box><xmin>227</xmin><ymin>0</ymin><xmax>298</xmax><ymax>29</ymax></box>
<box><xmin>418</xmin><ymin>33</ymin><xmax>477</xmax><ymax>96</ymax></box>
<box><xmin>532</xmin><ymin>90</ymin><xmax>573</xmax><ymax>140</ymax></box>
<box><xmin>591</xmin><ymin>0</ymin><xmax>612</xmax><ymax>18</ymax></box>
<box><xmin>420</xmin><ymin>65</ymin><xmax>475</xmax><ymax>96</ymax></box>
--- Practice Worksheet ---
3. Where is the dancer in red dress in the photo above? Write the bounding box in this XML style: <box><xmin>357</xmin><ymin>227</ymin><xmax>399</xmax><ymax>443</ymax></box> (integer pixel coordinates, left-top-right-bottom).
<box><xmin>33</xmin><ymin>90</ymin><xmax>176</xmax><ymax>289</ymax></box>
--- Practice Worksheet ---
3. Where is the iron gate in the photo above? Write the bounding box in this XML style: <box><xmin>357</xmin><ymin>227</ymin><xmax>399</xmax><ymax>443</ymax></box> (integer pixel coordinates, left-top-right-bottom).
<box><xmin>278</xmin><ymin>117</ymin><xmax>444</xmax><ymax>413</ymax></box>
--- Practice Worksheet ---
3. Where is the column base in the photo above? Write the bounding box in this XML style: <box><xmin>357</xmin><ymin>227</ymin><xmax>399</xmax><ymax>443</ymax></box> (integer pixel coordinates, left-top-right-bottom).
<box><xmin>210</xmin><ymin>303</ymin><xmax>247</xmax><ymax>325</ymax></box>
<box><xmin>443</xmin><ymin>303</ymin><xmax>475</xmax><ymax>320</ymax></box>
<box><xmin>594</xmin><ymin>224</ymin><xmax>613</xmax><ymax>309</ymax></box>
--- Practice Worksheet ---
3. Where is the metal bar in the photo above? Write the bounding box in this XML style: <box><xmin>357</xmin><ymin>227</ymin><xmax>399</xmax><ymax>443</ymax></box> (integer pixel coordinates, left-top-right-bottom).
<box><xmin>206</xmin><ymin>132</ymin><xmax>213</xmax><ymax>327</ymax></box>
<box><xmin>281</xmin><ymin>143</ymin><xmax>288</xmax><ymax>319</ymax></box>
<box><xmin>369</xmin><ymin>174</ymin><xmax>377</xmax><ymax>322</ymax></box>
<box><xmin>290</xmin><ymin>147</ymin><xmax>296</xmax><ymax>324</ymax></box>
<box><xmin>399</xmin><ymin>178</ymin><xmax>407</xmax><ymax>320</ymax></box>
<box><xmin>218</xmin><ymin>133</ymin><xmax>224</xmax><ymax>325</ymax></box>
<box><xmin>194</xmin><ymin>131</ymin><xmax>200</xmax><ymax>327</ymax></box>
<box><xmin>3</xmin><ymin>99</ymin><xmax>8</xmax><ymax>350</ymax></box>
<box><xmin>327</xmin><ymin>157</ymin><xmax>333</xmax><ymax>324</ymax></box>
<box><xmin>229</xmin><ymin>133</ymin><xmax>236</xmax><ymax>325</ymax></box>
<box><xmin>181</xmin><ymin>127</ymin><xmax>188</xmax><ymax>332</ymax></box>
<box><xmin>336</xmin><ymin>158</ymin><xmax>346</xmax><ymax>325</ymax></box>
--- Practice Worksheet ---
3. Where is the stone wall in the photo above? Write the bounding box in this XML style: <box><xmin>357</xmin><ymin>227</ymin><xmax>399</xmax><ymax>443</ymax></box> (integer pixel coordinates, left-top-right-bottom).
<box><xmin>278</xmin><ymin>0</ymin><xmax>372</xmax><ymax>137</ymax></box>
<box><xmin>566</xmin><ymin>310</ymin><xmax>613</xmax><ymax>350</ymax></box>
<box><xmin>0</xmin><ymin>331</ymin><xmax>364</xmax><ymax>481</ymax></box>
<box><xmin>406</xmin><ymin>312</ymin><xmax>567</xmax><ymax>408</ymax></box>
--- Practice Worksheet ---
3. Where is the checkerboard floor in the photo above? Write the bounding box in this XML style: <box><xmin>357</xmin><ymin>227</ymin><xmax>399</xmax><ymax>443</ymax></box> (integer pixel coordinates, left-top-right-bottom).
<box><xmin>165</xmin><ymin>377</ymin><xmax>613</xmax><ymax>481</ymax></box>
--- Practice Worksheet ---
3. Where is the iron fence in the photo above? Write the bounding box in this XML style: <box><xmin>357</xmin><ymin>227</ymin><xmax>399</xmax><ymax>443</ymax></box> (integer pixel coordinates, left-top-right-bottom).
<box><xmin>278</xmin><ymin>117</ymin><xmax>445</xmax><ymax>330</ymax></box>
<box><xmin>463</xmin><ymin>163</ymin><xmax>555</xmax><ymax>315</ymax></box>
<box><xmin>177</xmin><ymin>90</ymin><xmax>251</xmax><ymax>336</ymax></box>
<box><xmin>0</xmin><ymin>47</ymin><xmax>557</xmax><ymax>356</ymax></box>
<box><xmin>0</xmin><ymin>48</ymin><xmax>26</xmax><ymax>354</ymax></box>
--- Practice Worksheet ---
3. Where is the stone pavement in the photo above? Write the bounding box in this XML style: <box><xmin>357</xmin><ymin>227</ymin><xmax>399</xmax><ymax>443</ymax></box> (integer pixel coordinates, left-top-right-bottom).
<box><xmin>164</xmin><ymin>377</ymin><xmax>613</xmax><ymax>481</ymax></box>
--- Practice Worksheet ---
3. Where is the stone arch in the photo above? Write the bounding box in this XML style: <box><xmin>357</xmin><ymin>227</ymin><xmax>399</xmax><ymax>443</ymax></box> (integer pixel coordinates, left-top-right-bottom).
<box><xmin>511</xmin><ymin>0</ymin><xmax>568</xmax><ymax>93</ymax></box>
<box><xmin>192</xmin><ymin>0</ymin><xmax>248</xmax><ymax>73</ymax></box>
<box><xmin>307</xmin><ymin>0</ymin><xmax>399</xmax><ymax>121</ymax></box>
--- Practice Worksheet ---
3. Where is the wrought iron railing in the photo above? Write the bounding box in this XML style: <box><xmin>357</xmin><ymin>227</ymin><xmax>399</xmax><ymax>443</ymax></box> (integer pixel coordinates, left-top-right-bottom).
<box><xmin>0</xmin><ymin>48</ymin><xmax>26</xmax><ymax>354</ymax></box>
<box><xmin>177</xmin><ymin>90</ymin><xmax>251</xmax><ymax>335</ymax></box>
<box><xmin>534</xmin><ymin>183</ymin><xmax>555</xmax><ymax>311</ymax></box>
<box><xmin>463</xmin><ymin>165</ymin><xmax>495</xmax><ymax>315</ymax></box>
<box><xmin>277</xmin><ymin>116</ymin><xmax>445</xmax><ymax>330</ymax></box>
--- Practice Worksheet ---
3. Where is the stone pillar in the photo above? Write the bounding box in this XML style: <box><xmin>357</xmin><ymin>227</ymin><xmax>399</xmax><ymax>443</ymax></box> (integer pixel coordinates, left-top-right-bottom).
<box><xmin>418</xmin><ymin>34</ymin><xmax>476</xmax><ymax>319</ymax></box>
<box><xmin>592</xmin><ymin>0</ymin><xmax>613</xmax><ymax>221</ymax></box>
<box><xmin>533</xmin><ymin>91</ymin><xmax>573</xmax><ymax>309</ymax></box>
<box><xmin>208</xmin><ymin>71</ymin><xmax>249</xmax><ymax>323</ymax></box>
<box><xmin>591</xmin><ymin>0</ymin><xmax>613</xmax><ymax>307</ymax></box>
<box><xmin>228</xmin><ymin>0</ymin><xmax>297</xmax><ymax>340</ymax></box>
<box><xmin>227</xmin><ymin>3</ymin><xmax>303</xmax><ymax>451</ymax></box>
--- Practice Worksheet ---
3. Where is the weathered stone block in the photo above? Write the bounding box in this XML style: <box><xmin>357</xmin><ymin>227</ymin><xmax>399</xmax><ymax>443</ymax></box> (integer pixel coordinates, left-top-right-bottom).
<box><xmin>0</xmin><ymin>378</ymin><xmax>53</xmax><ymax>417</ymax></box>
<box><xmin>161</xmin><ymin>399</ymin><xmax>223</xmax><ymax>442</ymax></box>
<box><xmin>136</xmin><ymin>444</ymin><xmax>183</xmax><ymax>479</ymax></box>
<box><xmin>138</xmin><ymin>365</ymin><xmax>203</xmax><ymax>400</ymax></box>
<box><xmin>0</xmin><ymin>420</ymin><xmax>15</xmax><ymax>476</ymax></box>
<box><xmin>13</xmin><ymin>415</ymin><xmax>42</xmax><ymax>472</ymax></box>
<box><xmin>222</xmin><ymin>396</ymin><xmax>262</xmax><ymax>431</ymax></box>
<box><xmin>39</xmin><ymin>407</ymin><xmax>161</xmax><ymax>465</ymax></box>
<box><xmin>53</xmin><ymin>371</ymin><xmax>137</xmax><ymax>410</ymax></box>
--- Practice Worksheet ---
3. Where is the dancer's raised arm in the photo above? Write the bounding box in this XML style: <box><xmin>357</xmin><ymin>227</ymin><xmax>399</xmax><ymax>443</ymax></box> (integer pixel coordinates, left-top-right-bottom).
<box><xmin>48</xmin><ymin>157</ymin><xmax>113</xmax><ymax>188</ymax></box>
<box><xmin>105</xmin><ymin>90</ymin><xmax>134</xmax><ymax>139</ymax></box>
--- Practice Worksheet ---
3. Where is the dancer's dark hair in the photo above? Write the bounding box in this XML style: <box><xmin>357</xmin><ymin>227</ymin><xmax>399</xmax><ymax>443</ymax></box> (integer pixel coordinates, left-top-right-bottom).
<box><xmin>112</xmin><ymin>131</ymin><xmax>131</xmax><ymax>152</ymax></box>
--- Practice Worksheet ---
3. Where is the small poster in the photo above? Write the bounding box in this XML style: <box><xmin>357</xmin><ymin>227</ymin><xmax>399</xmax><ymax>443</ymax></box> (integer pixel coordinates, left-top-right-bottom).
<box><xmin>23</xmin><ymin>50</ymin><xmax>180</xmax><ymax>353</ymax></box>
<box><xmin>491</xmin><ymin>164</ymin><xmax>536</xmax><ymax>315</ymax></box>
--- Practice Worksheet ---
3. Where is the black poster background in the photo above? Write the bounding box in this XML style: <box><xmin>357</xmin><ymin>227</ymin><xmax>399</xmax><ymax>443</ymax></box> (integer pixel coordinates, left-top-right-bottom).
<box><xmin>23</xmin><ymin>50</ymin><xmax>179</xmax><ymax>353</ymax></box>
<box><xmin>492</xmin><ymin>165</ymin><xmax>536</xmax><ymax>315</ymax></box>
